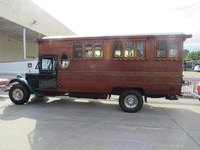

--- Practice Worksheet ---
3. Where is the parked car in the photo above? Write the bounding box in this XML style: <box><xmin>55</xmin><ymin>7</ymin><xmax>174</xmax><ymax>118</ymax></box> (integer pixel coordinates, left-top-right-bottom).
<box><xmin>0</xmin><ymin>78</ymin><xmax>10</xmax><ymax>90</ymax></box>
<box><xmin>194</xmin><ymin>65</ymin><xmax>200</xmax><ymax>72</ymax></box>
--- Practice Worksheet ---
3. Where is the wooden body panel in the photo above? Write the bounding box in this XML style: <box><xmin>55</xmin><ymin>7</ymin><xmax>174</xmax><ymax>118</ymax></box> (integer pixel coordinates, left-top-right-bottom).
<box><xmin>37</xmin><ymin>34</ymin><xmax>192</xmax><ymax>96</ymax></box>
<box><xmin>55</xmin><ymin>60</ymin><xmax>182</xmax><ymax>95</ymax></box>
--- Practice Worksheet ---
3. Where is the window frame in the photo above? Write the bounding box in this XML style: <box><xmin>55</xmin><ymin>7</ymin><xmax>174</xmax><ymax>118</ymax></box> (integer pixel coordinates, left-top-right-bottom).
<box><xmin>156</xmin><ymin>39</ymin><xmax>180</xmax><ymax>60</ymax></box>
<box><xmin>113</xmin><ymin>39</ymin><xmax>146</xmax><ymax>59</ymax></box>
<box><xmin>135</xmin><ymin>40</ymin><xmax>145</xmax><ymax>58</ymax></box>
<box><xmin>94</xmin><ymin>42</ymin><xmax>104</xmax><ymax>57</ymax></box>
<box><xmin>156</xmin><ymin>40</ymin><xmax>168</xmax><ymax>58</ymax></box>
<box><xmin>39</xmin><ymin>55</ymin><xmax>58</xmax><ymax>75</ymax></box>
<box><xmin>124</xmin><ymin>41</ymin><xmax>134</xmax><ymax>57</ymax></box>
<box><xmin>84</xmin><ymin>42</ymin><xmax>93</xmax><ymax>58</ymax></box>
<box><xmin>59</xmin><ymin>52</ymin><xmax>70</xmax><ymax>69</ymax></box>
<box><xmin>73</xmin><ymin>42</ymin><xmax>83</xmax><ymax>58</ymax></box>
<box><xmin>73</xmin><ymin>40</ymin><xmax>104</xmax><ymax>59</ymax></box>
<box><xmin>169</xmin><ymin>40</ymin><xmax>179</xmax><ymax>58</ymax></box>
<box><xmin>113</xmin><ymin>41</ymin><xmax>123</xmax><ymax>58</ymax></box>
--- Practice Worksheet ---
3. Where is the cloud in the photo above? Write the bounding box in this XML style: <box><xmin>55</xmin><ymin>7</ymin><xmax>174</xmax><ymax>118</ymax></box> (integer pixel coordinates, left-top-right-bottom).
<box><xmin>184</xmin><ymin>42</ymin><xmax>200</xmax><ymax>47</ymax></box>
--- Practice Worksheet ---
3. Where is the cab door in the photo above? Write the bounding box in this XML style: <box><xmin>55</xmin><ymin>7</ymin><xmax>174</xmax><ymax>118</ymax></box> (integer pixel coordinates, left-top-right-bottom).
<box><xmin>39</xmin><ymin>55</ymin><xmax>58</xmax><ymax>90</ymax></box>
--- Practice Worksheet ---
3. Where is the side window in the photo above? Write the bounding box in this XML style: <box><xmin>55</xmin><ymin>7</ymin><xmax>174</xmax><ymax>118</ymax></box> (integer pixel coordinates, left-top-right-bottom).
<box><xmin>42</xmin><ymin>59</ymin><xmax>52</xmax><ymax>70</ymax></box>
<box><xmin>136</xmin><ymin>42</ymin><xmax>144</xmax><ymax>57</ymax></box>
<box><xmin>113</xmin><ymin>41</ymin><xmax>123</xmax><ymax>57</ymax></box>
<box><xmin>85</xmin><ymin>42</ymin><xmax>93</xmax><ymax>57</ymax></box>
<box><xmin>60</xmin><ymin>53</ymin><xmax>70</xmax><ymax>68</ymax></box>
<box><xmin>41</xmin><ymin>58</ymin><xmax>55</xmax><ymax>71</ymax></box>
<box><xmin>125</xmin><ymin>42</ymin><xmax>134</xmax><ymax>57</ymax></box>
<box><xmin>157</xmin><ymin>40</ymin><xmax>167</xmax><ymax>58</ymax></box>
<box><xmin>74</xmin><ymin>42</ymin><xmax>103</xmax><ymax>58</ymax></box>
<box><xmin>94</xmin><ymin>42</ymin><xmax>103</xmax><ymax>57</ymax></box>
<box><xmin>123</xmin><ymin>41</ymin><xmax>145</xmax><ymax>58</ymax></box>
<box><xmin>74</xmin><ymin>42</ymin><xmax>83</xmax><ymax>58</ymax></box>
<box><xmin>169</xmin><ymin>41</ymin><xmax>179</xmax><ymax>57</ymax></box>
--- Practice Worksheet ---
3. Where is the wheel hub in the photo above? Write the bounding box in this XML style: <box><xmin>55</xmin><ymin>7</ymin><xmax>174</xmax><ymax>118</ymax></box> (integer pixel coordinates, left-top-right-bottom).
<box><xmin>124</xmin><ymin>95</ymin><xmax>138</xmax><ymax>108</ymax></box>
<box><xmin>12</xmin><ymin>89</ymin><xmax>23</xmax><ymax>101</ymax></box>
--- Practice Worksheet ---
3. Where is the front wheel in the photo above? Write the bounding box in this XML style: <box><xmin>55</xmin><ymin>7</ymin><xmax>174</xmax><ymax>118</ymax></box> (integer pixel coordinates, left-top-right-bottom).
<box><xmin>119</xmin><ymin>90</ymin><xmax>143</xmax><ymax>113</ymax></box>
<box><xmin>9</xmin><ymin>84</ymin><xmax>30</xmax><ymax>105</ymax></box>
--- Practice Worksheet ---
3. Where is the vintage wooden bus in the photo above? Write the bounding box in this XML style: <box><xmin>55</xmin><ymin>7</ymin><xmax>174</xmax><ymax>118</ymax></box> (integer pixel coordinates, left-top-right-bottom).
<box><xmin>8</xmin><ymin>33</ymin><xmax>192</xmax><ymax>112</ymax></box>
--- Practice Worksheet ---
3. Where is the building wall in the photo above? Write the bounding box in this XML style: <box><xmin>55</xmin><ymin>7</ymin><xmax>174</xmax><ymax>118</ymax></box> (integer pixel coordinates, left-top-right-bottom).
<box><xmin>0</xmin><ymin>0</ymin><xmax>76</xmax><ymax>36</ymax></box>
<box><xmin>0</xmin><ymin>35</ymin><xmax>38</xmax><ymax>62</ymax></box>
<box><xmin>26</xmin><ymin>41</ymin><xmax>38</xmax><ymax>59</ymax></box>
<box><xmin>0</xmin><ymin>0</ymin><xmax>75</xmax><ymax>62</ymax></box>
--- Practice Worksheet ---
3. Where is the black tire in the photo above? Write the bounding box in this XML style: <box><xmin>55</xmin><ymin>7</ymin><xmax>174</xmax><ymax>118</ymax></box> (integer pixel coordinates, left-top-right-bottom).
<box><xmin>9</xmin><ymin>84</ymin><xmax>30</xmax><ymax>105</ymax></box>
<box><xmin>119</xmin><ymin>90</ymin><xmax>143</xmax><ymax>113</ymax></box>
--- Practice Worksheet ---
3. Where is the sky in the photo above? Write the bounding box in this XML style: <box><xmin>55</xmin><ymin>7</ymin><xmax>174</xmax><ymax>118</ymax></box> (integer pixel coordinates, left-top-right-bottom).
<box><xmin>31</xmin><ymin>0</ymin><xmax>200</xmax><ymax>50</ymax></box>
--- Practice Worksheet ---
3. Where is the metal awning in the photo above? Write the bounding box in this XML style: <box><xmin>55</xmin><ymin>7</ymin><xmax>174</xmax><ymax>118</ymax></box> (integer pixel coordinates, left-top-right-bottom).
<box><xmin>0</xmin><ymin>17</ymin><xmax>45</xmax><ymax>43</ymax></box>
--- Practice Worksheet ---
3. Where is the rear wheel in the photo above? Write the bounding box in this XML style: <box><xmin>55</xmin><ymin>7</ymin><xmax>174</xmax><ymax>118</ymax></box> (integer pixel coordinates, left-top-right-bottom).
<box><xmin>9</xmin><ymin>84</ymin><xmax>30</xmax><ymax>105</ymax></box>
<box><xmin>119</xmin><ymin>90</ymin><xmax>143</xmax><ymax>113</ymax></box>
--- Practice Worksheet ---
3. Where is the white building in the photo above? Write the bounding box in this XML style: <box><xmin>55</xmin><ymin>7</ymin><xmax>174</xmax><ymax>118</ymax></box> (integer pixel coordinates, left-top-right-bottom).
<box><xmin>0</xmin><ymin>0</ymin><xmax>76</xmax><ymax>62</ymax></box>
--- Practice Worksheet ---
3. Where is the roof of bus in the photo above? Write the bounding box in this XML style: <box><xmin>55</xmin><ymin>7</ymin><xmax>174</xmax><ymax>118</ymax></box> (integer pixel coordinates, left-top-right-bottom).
<box><xmin>39</xmin><ymin>33</ymin><xmax>192</xmax><ymax>41</ymax></box>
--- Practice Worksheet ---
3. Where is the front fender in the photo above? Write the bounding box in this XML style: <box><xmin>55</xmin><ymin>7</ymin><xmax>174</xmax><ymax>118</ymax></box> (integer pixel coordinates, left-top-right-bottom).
<box><xmin>10</xmin><ymin>78</ymin><xmax>35</xmax><ymax>94</ymax></box>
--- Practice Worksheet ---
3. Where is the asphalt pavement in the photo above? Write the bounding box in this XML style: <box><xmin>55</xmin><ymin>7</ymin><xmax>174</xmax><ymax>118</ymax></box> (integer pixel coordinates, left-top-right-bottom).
<box><xmin>0</xmin><ymin>90</ymin><xmax>200</xmax><ymax>150</ymax></box>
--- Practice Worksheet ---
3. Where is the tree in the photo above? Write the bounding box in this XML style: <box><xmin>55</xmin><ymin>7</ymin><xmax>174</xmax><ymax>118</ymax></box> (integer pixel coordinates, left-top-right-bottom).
<box><xmin>183</xmin><ymin>49</ymin><xmax>189</xmax><ymax>60</ymax></box>
<box><xmin>187</xmin><ymin>51</ymin><xmax>200</xmax><ymax>60</ymax></box>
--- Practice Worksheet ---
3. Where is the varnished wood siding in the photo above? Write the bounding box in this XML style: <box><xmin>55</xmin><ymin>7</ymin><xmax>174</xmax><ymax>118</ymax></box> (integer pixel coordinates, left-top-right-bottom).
<box><xmin>38</xmin><ymin>35</ymin><xmax>187</xmax><ymax>96</ymax></box>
